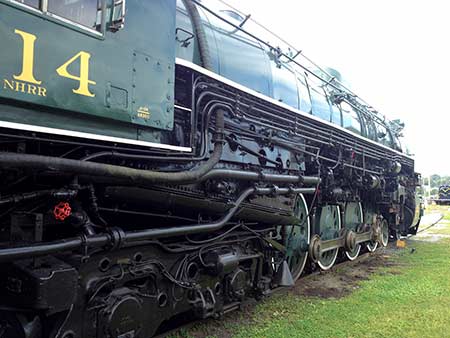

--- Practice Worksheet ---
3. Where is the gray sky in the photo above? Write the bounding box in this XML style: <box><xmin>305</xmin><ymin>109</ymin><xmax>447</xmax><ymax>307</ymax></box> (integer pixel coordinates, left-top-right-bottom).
<box><xmin>223</xmin><ymin>0</ymin><xmax>449</xmax><ymax>176</ymax></box>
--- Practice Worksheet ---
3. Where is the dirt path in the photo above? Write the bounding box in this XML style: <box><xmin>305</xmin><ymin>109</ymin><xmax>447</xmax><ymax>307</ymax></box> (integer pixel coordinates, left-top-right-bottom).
<box><xmin>415</xmin><ymin>211</ymin><xmax>450</xmax><ymax>242</ymax></box>
<box><xmin>291</xmin><ymin>247</ymin><xmax>400</xmax><ymax>299</ymax></box>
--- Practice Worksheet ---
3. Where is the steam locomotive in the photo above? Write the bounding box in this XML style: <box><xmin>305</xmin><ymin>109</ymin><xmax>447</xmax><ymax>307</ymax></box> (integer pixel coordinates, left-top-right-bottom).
<box><xmin>437</xmin><ymin>185</ymin><xmax>450</xmax><ymax>205</ymax></box>
<box><xmin>0</xmin><ymin>0</ymin><xmax>421</xmax><ymax>337</ymax></box>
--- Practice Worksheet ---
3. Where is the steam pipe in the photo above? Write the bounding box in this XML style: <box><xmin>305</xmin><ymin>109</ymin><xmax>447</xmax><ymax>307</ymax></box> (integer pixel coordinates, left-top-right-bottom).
<box><xmin>0</xmin><ymin>186</ymin><xmax>316</xmax><ymax>262</ymax></box>
<box><xmin>124</xmin><ymin>187</ymin><xmax>254</xmax><ymax>241</ymax></box>
<box><xmin>0</xmin><ymin>189</ymin><xmax>78</xmax><ymax>206</ymax></box>
<box><xmin>0</xmin><ymin>108</ymin><xmax>225</xmax><ymax>185</ymax></box>
<box><xmin>199</xmin><ymin>169</ymin><xmax>320</xmax><ymax>185</ymax></box>
<box><xmin>182</xmin><ymin>0</ymin><xmax>213</xmax><ymax>70</ymax></box>
<box><xmin>124</xmin><ymin>186</ymin><xmax>316</xmax><ymax>241</ymax></box>
<box><xmin>0</xmin><ymin>238</ymin><xmax>87</xmax><ymax>262</ymax></box>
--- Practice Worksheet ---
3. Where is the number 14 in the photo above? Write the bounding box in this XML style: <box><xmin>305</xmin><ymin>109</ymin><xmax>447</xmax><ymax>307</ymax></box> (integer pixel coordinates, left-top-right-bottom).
<box><xmin>14</xmin><ymin>29</ymin><xmax>96</xmax><ymax>97</ymax></box>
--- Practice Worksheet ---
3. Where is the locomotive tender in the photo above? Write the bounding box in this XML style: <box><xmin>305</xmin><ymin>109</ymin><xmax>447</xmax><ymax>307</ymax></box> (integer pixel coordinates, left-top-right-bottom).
<box><xmin>0</xmin><ymin>0</ymin><xmax>421</xmax><ymax>337</ymax></box>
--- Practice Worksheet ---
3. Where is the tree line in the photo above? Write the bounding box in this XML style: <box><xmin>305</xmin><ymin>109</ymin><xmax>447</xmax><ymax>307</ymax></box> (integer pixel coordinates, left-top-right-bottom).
<box><xmin>421</xmin><ymin>175</ymin><xmax>450</xmax><ymax>197</ymax></box>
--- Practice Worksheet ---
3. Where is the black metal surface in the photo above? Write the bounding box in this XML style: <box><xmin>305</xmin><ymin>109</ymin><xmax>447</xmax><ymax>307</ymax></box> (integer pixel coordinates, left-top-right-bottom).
<box><xmin>0</xmin><ymin>106</ymin><xmax>226</xmax><ymax>186</ymax></box>
<box><xmin>0</xmin><ymin>186</ymin><xmax>316</xmax><ymax>262</ymax></box>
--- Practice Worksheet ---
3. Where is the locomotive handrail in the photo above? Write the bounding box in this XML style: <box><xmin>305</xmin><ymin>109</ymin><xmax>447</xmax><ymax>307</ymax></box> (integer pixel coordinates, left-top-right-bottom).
<box><xmin>192</xmin><ymin>0</ymin><xmax>397</xmax><ymax>131</ymax></box>
<box><xmin>213</xmin><ymin>0</ymin><xmax>384</xmax><ymax>112</ymax></box>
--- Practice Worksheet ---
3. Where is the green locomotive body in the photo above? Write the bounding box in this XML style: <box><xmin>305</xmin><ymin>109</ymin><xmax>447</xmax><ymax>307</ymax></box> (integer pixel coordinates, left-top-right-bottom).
<box><xmin>1</xmin><ymin>0</ymin><xmax>176</xmax><ymax>144</ymax></box>
<box><xmin>0</xmin><ymin>1</ymin><xmax>421</xmax><ymax>337</ymax></box>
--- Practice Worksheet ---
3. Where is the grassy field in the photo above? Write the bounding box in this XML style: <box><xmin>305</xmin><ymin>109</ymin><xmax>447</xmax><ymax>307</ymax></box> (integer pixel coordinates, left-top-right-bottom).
<box><xmin>175</xmin><ymin>205</ymin><xmax>450</xmax><ymax>338</ymax></box>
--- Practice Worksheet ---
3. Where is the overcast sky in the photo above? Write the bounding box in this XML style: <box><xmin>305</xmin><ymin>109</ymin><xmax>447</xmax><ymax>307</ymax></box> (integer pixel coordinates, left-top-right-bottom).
<box><xmin>223</xmin><ymin>0</ymin><xmax>449</xmax><ymax>176</ymax></box>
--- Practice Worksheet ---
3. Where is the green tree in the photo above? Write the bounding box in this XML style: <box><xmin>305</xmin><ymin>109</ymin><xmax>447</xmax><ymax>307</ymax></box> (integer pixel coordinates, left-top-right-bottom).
<box><xmin>431</xmin><ymin>174</ymin><xmax>441</xmax><ymax>188</ymax></box>
<box><xmin>440</xmin><ymin>176</ymin><xmax>450</xmax><ymax>186</ymax></box>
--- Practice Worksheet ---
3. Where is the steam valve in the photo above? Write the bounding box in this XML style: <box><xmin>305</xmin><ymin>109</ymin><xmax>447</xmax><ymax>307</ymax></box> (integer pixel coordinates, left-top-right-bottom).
<box><xmin>54</xmin><ymin>202</ymin><xmax>72</xmax><ymax>221</ymax></box>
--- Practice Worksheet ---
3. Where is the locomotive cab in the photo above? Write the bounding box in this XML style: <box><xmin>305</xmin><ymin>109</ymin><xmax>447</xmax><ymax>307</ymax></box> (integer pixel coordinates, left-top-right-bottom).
<box><xmin>0</xmin><ymin>0</ymin><xmax>181</xmax><ymax>148</ymax></box>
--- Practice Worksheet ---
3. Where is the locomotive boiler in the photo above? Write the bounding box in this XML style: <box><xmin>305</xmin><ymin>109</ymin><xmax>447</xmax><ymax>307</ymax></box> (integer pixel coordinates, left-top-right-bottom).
<box><xmin>0</xmin><ymin>0</ymin><xmax>421</xmax><ymax>337</ymax></box>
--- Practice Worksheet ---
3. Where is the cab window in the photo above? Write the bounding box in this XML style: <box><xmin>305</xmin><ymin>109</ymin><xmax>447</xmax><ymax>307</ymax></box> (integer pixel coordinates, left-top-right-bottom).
<box><xmin>17</xmin><ymin>0</ymin><xmax>39</xmax><ymax>8</ymax></box>
<box><xmin>11</xmin><ymin>0</ymin><xmax>126</xmax><ymax>33</ymax></box>
<box><xmin>48</xmin><ymin>0</ymin><xmax>100</xmax><ymax>29</ymax></box>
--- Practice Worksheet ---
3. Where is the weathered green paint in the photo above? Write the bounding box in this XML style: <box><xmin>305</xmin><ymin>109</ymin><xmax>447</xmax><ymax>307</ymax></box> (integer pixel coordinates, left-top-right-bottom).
<box><xmin>0</xmin><ymin>0</ymin><xmax>175</xmax><ymax>142</ymax></box>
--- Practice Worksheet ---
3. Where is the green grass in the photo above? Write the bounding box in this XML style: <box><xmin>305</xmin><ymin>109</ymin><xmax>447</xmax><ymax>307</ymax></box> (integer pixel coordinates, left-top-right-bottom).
<box><xmin>227</xmin><ymin>240</ymin><xmax>450</xmax><ymax>338</ymax></box>
<box><xmin>427</xmin><ymin>227</ymin><xmax>450</xmax><ymax>235</ymax></box>
<box><xmin>422</xmin><ymin>205</ymin><xmax>450</xmax><ymax>235</ymax></box>
<box><xmin>176</xmin><ymin>207</ymin><xmax>450</xmax><ymax>338</ymax></box>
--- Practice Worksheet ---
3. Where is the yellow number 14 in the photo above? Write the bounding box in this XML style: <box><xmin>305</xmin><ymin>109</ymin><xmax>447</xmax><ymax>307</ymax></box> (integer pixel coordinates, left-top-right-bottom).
<box><xmin>56</xmin><ymin>51</ymin><xmax>96</xmax><ymax>97</ymax></box>
<box><xmin>14</xmin><ymin>29</ymin><xmax>41</xmax><ymax>85</ymax></box>
<box><xmin>14</xmin><ymin>29</ymin><xmax>96</xmax><ymax>97</ymax></box>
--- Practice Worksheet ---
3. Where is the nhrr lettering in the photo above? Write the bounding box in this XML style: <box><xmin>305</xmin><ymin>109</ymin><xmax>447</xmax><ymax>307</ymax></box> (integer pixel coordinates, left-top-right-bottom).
<box><xmin>3</xmin><ymin>79</ymin><xmax>14</xmax><ymax>91</ymax></box>
<box><xmin>38</xmin><ymin>86</ymin><xmax>46</xmax><ymax>97</ymax></box>
<box><xmin>3</xmin><ymin>79</ymin><xmax>47</xmax><ymax>97</ymax></box>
